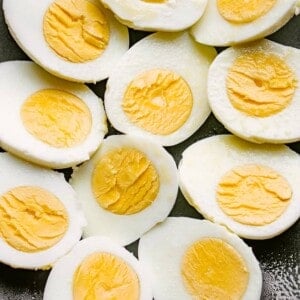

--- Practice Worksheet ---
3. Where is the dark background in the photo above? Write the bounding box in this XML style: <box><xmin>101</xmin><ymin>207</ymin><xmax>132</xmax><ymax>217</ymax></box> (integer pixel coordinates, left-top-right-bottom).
<box><xmin>0</xmin><ymin>1</ymin><xmax>299</xmax><ymax>299</ymax></box>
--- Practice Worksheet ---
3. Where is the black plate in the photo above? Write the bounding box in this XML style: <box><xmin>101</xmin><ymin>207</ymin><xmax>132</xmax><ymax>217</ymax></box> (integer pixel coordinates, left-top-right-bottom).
<box><xmin>0</xmin><ymin>2</ymin><xmax>299</xmax><ymax>299</ymax></box>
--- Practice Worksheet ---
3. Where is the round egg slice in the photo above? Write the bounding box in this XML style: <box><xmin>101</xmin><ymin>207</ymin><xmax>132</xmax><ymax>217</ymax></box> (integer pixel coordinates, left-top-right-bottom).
<box><xmin>179</xmin><ymin>135</ymin><xmax>300</xmax><ymax>240</ymax></box>
<box><xmin>71</xmin><ymin>134</ymin><xmax>178</xmax><ymax>246</ymax></box>
<box><xmin>138</xmin><ymin>217</ymin><xmax>262</xmax><ymax>300</ymax></box>
<box><xmin>43</xmin><ymin>236</ymin><xmax>152</xmax><ymax>300</ymax></box>
<box><xmin>100</xmin><ymin>0</ymin><xmax>208</xmax><ymax>32</ymax></box>
<box><xmin>104</xmin><ymin>32</ymin><xmax>217</xmax><ymax>146</ymax></box>
<box><xmin>0</xmin><ymin>152</ymin><xmax>85</xmax><ymax>270</ymax></box>
<box><xmin>0</xmin><ymin>61</ymin><xmax>107</xmax><ymax>169</ymax></box>
<box><xmin>191</xmin><ymin>0</ymin><xmax>298</xmax><ymax>46</ymax></box>
<box><xmin>208</xmin><ymin>39</ymin><xmax>300</xmax><ymax>144</ymax></box>
<box><xmin>3</xmin><ymin>0</ymin><xmax>129</xmax><ymax>83</ymax></box>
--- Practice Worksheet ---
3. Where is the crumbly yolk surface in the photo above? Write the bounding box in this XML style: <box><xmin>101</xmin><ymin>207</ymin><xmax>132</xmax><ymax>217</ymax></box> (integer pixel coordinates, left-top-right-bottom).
<box><xmin>226</xmin><ymin>52</ymin><xmax>297</xmax><ymax>117</ymax></box>
<box><xmin>217</xmin><ymin>164</ymin><xmax>292</xmax><ymax>226</ymax></box>
<box><xmin>0</xmin><ymin>186</ymin><xmax>68</xmax><ymax>253</ymax></box>
<box><xmin>217</xmin><ymin>0</ymin><xmax>276</xmax><ymax>23</ymax></box>
<box><xmin>43</xmin><ymin>0</ymin><xmax>110</xmax><ymax>63</ymax></box>
<box><xmin>122</xmin><ymin>69</ymin><xmax>193</xmax><ymax>135</ymax></box>
<box><xmin>21</xmin><ymin>89</ymin><xmax>92</xmax><ymax>148</ymax></box>
<box><xmin>92</xmin><ymin>147</ymin><xmax>159</xmax><ymax>215</ymax></box>
<box><xmin>73</xmin><ymin>252</ymin><xmax>140</xmax><ymax>300</ymax></box>
<box><xmin>181</xmin><ymin>238</ymin><xmax>249</xmax><ymax>300</ymax></box>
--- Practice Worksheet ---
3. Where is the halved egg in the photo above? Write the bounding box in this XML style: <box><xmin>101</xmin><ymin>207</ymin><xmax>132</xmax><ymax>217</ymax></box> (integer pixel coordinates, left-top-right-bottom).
<box><xmin>178</xmin><ymin>135</ymin><xmax>300</xmax><ymax>239</ymax></box>
<box><xmin>104</xmin><ymin>32</ymin><xmax>217</xmax><ymax>146</ymax></box>
<box><xmin>208</xmin><ymin>39</ymin><xmax>300</xmax><ymax>144</ymax></box>
<box><xmin>138</xmin><ymin>217</ymin><xmax>262</xmax><ymax>300</ymax></box>
<box><xmin>191</xmin><ymin>0</ymin><xmax>298</xmax><ymax>46</ymax></box>
<box><xmin>0</xmin><ymin>61</ymin><xmax>107</xmax><ymax>169</ymax></box>
<box><xmin>43</xmin><ymin>236</ymin><xmax>152</xmax><ymax>299</ymax></box>
<box><xmin>0</xmin><ymin>152</ymin><xmax>85</xmax><ymax>270</ymax></box>
<box><xmin>3</xmin><ymin>0</ymin><xmax>129</xmax><ymax>82</ymax></box>
<box><xmin>100</xmin><ymin>0</ymin><xmax>208</xmax><ymax>32</ymax></box>
<box><xmin>71</xmin><ymin>134</ymin><xmax>178</xmax><ymax>246</ymax></box>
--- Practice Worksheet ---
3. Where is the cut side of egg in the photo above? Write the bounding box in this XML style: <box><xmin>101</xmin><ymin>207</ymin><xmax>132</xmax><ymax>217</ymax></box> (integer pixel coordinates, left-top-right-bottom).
<box><xmin>138</xmin><ymin>217</ymin><xmax>262</xmax><ymax>300</ymax></box>
<box><xmin>43</xmin><ymin>236</ymin><xmax>152</xmax><ymax>300</ymax></box>
<box><xmin>3</xmin><ymin>0</ymin><xmax>129</xmax><ymax>82</ymax></box>
<box><xmin>191</xmin><ymin>0</ymin><xmax>298</xmax><ymax>46</ymax></box>
<box><xmin>100</xmin><ymin>0</ymin><xmax>208</xmax><ymax>32</ymax></box>
<box><xmin>0</xmin><ymin>152</ymin><xmax>85</xmax><ymax>270</ymax></box>
<box><xmin>179</xmin><ymin>135</ymin><xmax>300</xmax><ymax>240</ymax></box>
<box><xmin>105</xmin><ymin>32</ymin><xmax>217</xmax><ymax>146</ymax></box>
<box><xmin>0</xmin><ymin>61</ymin><xmax>107</xmax><ymax>169</ymax></box>
<box><xmin>208</xmin><ymin>39</ymin><xmax>300</xmax><ymax>144</ymax></box>
<box><xmin>70</xmin><ymin>134</ymin><xmax>178</xmax><ymax>246</ymax></box>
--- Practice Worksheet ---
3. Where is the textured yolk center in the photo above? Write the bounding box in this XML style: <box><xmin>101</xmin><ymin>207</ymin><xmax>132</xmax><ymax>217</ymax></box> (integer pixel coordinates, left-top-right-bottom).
<box><xmin>0</xmin><ymin>186</ymin><xmax>68</xmax><ymax>253</ymax></box>
<box><xmin>217</xmin><ymin>164</ymin><xmax>292</xmax><ymax>226</ymax></box>
<box><xmin>92</xmin><ymin>147</ymin><xmax>159</xmax><ymax>215</ymax></box>
<box><xmin>226</xmin><ymin>52</ymin><xmax>297</xmax><ymax>117</ymax></box>
<box><xmin>73</xmin><ymin>252</ymin><xmax>140</xmax><ymax>300</ymax></box>
<box><xmin>142</xmin><ymin>0</ymin><xmax>167</xmax><ymax>3</ymax></box>
<box><xmin>43</xmin><ymin>0</ymin><xmax>110</xmax><ymax>63</ymax></box>
<box><xmin>21</xmin><ymin>89</ymin><xmax>92</xmax><ymax>148</ymax></box>
<box><xmin>217</xmin><ymin>0</ymin><xmax>276</xmax><ymax>23</ymax></box>
<box><xmin>181</xmin><ymin>238</ymin><xmax>249</xmax><ymax>300</ymax></box>
<box><xmin>122</xmin><ymin>69</ymin><xmax>193</xmax><ymax>135</ymax></box>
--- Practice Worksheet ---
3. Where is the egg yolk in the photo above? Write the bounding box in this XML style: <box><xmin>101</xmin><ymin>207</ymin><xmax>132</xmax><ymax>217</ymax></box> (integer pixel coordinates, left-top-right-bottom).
<box><xmin>43</xmin><ymin>0</ymin><xmax>110</xmax><ymax>63</ymax></box>
<box><xmin>21</xmin><ymin>89</ymin><xmax>92</xmax><ymax>148</ymax></box>
<box><xmin>217</xmin><ymin>164</ymin><xmax>292</xmax><ymax>226</ymax></box>
<box><xmin>73</xmin><ymin>252</ymin><xmax>140</xmax><ymax>300</ymax></box>
<box><xmin>142</xmin><ymin>0</ymin><xmax>167</xmax><ymax>3</ymax></box>
<box><xmin>226</xmin><ymin>52</ymin><xmax>297</xmax><ymax>117</ymax></box>
<box><xmin>92</xmin><ymin>147</ymin><xmax>159</xmax><ymax>215</ymax></box>
<box><xmin>181</xmin><ymin>238</ymin><xmax>249</xmax><ymax>299</ymax></box>
<box><xmin>122</xmin><ymin>69</ymin><xmax>193</xmax><ymax>135</ymax></box>
<box><xmin>217</xmin><ymin>0</ymin><xmax>276</xmax><ymax>23</ymax></box>
<box><xmin>0</xmin><ymin>186</ymin><xmax>68</xmax><ymax>253</ymax></box>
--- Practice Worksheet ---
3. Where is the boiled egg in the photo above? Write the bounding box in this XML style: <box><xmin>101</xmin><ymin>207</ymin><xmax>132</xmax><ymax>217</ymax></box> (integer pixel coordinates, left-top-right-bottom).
<box><xmin>0</xmin><ymin>152</ymin><xmax>85</xmax><ymax>270</ymax></box>
<box><xmin>3</xmin><ymin>0</ymin><xmax>129</xmax><ymax>82</ymax></box>
<box><xmin>43</xmin><ymin>236</ymin><xmax>152</xmax><ymax>299</ymax></box>
<box><xmin>208</xmin><ymin>39</ymin><xmax>300</xmax><ymax>144</ymax></box>
<box><xmin>100</xmin><ymin>0</ymin><xmax>208</xmax><ymax>32</ymax></box>
<box><xmin>71</xmin><ymin>134</ymin><xmax>178</xmax><ymax>246</ymax></box>
<box><xmin>179</xmin><ymin>135</ymin><xmax>300</xmax><ymax>239</ymax></box>
<box><xmin>138</xmin><ymin>217</ymin><xmax>262</xmax><ymax>300</ymax></box>
<box><xmin>191</xmin><ymin>0</ymin><xmax>298</xmax><ymax>46</ymax></box>
<box><xmin>104</xmin><ymin>32</ymin><xmax>217</xmax><ymax>146</ymax></box>
<box><xmin>0</xmin><ymin>61</ymin><xmax>107</xmax><ymax>169</ymax></box>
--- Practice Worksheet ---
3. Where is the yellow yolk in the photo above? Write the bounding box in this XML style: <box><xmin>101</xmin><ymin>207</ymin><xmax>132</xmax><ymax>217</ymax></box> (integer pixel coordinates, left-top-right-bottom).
<box><xmin>0</xmin><ymin>186</ymin><xmax>68</xmax><ymax>253</ymax></box>
<box><xmin>142</xmin><ymin>0</ymin><xmax>167</xmax><ymax>3</ymax></box>
<box><xmin>21</xmin><ymin>89</ymin><xmax>92</xmax><ymax>148</ymax></box>
<box><xmin>122</xmin><ymin>69</ymin><xmax>193</xmax><ymax>135</ymax></box>
<box><xmin>226</xmin><ymin>52</ymin><xmax>297</xmax><ymax>117</ymax></box>
<box><xmin>217</xmin><ymin>164</ymin><xmax>292</xmax><ymax>226</ymax></box>
<box><xmin>43</xmin><ymin>0</ymin><xmax>110</xmax><ymax>63</ymax></box>
<box><xmin>181</xmin><ymin>238</ymin><xmax>249</xmax><ymax>300</ymax></box>
<box><xmin>217</xmin><ymin>0</ymin><xmax>276</xmax><ymax>23</ymax></box>
<box><xmin>92</xmin><ymin>148</ymin><xmax>159</xmax><ymax>215</ymax></box>
<box><xmin>73</xmin><ymin>252</ymin><xmax>140</xmax><ymax>300</ymax></box>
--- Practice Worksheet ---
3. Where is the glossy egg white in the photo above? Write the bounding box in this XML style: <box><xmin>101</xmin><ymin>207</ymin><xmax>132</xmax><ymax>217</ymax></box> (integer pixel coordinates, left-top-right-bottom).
<box><xmin>138</xmin><ymin>217</ymin><xmax>262</xmax><ymax>300</ymax></box>
<box><xmin>0</xmin><ymin>61</ymin><xmax>107</xmax><ymax>169</ymax></box>
<box><xmin>179</xmin><ymin>135</ymin><xmax>300</xmax><ymax>239</ymax></box>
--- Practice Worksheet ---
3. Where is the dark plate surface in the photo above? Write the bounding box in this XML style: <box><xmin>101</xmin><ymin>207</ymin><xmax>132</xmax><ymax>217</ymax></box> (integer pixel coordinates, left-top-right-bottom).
<box><xmin>0</xmin><ymin>1</ymin><xmax>299</xmax><ymax>299</ymax></box>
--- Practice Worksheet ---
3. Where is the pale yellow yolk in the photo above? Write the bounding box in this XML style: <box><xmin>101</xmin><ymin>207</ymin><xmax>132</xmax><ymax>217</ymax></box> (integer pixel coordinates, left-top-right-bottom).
<box><xmin>226</xmin><ymin>52</ymin><xmax>297</xmax><ymax>117</ymax></box>
<box><xmin>73</xmin><ymin>252</ymin><xmax>140</xmax><ymax>300</ymax></box>
<box><xmin>181</xmin><ymin>238</ymin><xmax>249</xmax><ymax>300</ymax></box>
<box><xmin>217</xmin><ymin>164</ymin><xmax>292</xmax><ymax>226</ymax></box>
<box><xmin>122</xmin><ymin>69</ymin><xmax>193</xmax><ymax>135</ymax></box>
<box><xmin>21</xmin><ymin>89</ymin><xmax>92</xmax><ymax>148</ymax></box>
<box><xmin>217</xmin><ymin>0</ymin><xmax>276</xmax><ymax>23</ymax></box>
<box><xmin>43</xmin><ymin>0</ymin><xmax>110</xmax><ymax>63</ymax></box>
<box><xmin>142</xmin><ymin>0</ymin><xmax>167</xmax><ymax>3</ymax></box>
<box><xmin>92</xmin><ymin>147</ymin><xmax>159</xmax><ymax>215</ymax></box>
<box><xmin>0</xmin><ymin>186</ymin><xmax>68</xmax><ymax>253</ymax></box>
